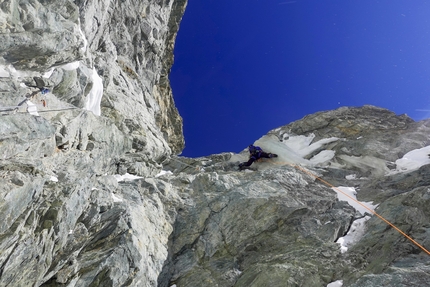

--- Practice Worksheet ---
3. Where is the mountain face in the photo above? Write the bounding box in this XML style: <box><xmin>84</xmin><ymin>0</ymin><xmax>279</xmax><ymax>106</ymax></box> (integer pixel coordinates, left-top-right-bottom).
<box><xmin>1</xmin><ymin>2</ymin><xmax>430</xmax><ymax>287</ymax></box>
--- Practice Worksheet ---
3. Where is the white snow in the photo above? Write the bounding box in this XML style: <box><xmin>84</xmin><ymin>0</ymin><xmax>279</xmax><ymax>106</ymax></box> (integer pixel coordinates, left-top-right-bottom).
<box><xmin>49</xmin><ymin>176</ymin><xmax>58</xmax><ymax>182</ymax></box>
<box><xmin>42</xmin><ymin>68</ymin><xmax>54</xmax><ymax>78</ymax></box>
<box><xmin>327</xmin><ymin>280</ymin><xmax>343</xmax><ymax>287</ymax></box>
<box><xmin>111</xmin><ymin>193</ymin><xmax>123</xmax><ymax>202</ymax></box>
<box><xmin>42</xmin><ymin>61</ymin><xmax>80</xmax><ymax>79</ymax></box>
<box><xmin>26</xmin><ymin>100</ymin><xmax>39</xmax><ymax>116</ymax></box>
<box><xmin>252</xmin><ymin>133</ymin><xmax>338</xmax><ymax>167</ymax></box>
<box><xmin>336</xmin><ymin>216</ymin><xmax>370</xmax><ymax>253</ymax></box>
<box><xmin>345</xmin><ymin>174</ymin><xmax>357</xmax><ymax>180</ymax></box>
<box><xmin>155</xmin><ymin>170</ymin><xmax>173</xmax><ymax>178</ymax></box>
<box><xmin>61</xmin><ymin>61</ymin><xmax>80</xmax><ymax>71</ymax></box>
<box><xmin>83</xmin><ymin>67</ymin><xmax>103</xmax><ymax>116</ymax></box>
<box><xmin>309</xmin><ymin>150</ymin><xmax>336</xmax><ymax>165</ymax></box>
<box><xmin>226</xmin><ymin>132</ymin><xmax>430</xmax><ymax>287</ymax></box>
<box><xmin>281</xmin><ymin>133</ymin><xmax>338</xmax><ymax>158</ymax></box>
<box><xmin>337</xmin><ymin>155</ymin><xmax>389</xmax><ymax>177</ymax></box>
<box><xmin>333</xmin><ymin>186</ymin><xmax>378</xmax><ymax>215</ymax></box>
<box><xmin>6</xmin><ymin>65</ymin><xmax>33</xmax><ymax>78</ymax></box>
<box><xmin>392</xmin><ymin>145</ymin><xmax>430</xmax><ymax>173</ymax></box>
<box><xmin>78</xmin><ymin>20</ymin><xmax>88</xmax><ymax>53</ymax></box>
<box><xmin>332</xmin><ymin>185</ymin><xmax>377</xmax><ymax>256</ymax></box>
<box><xmin>114</xmin><ymin>173</ymin><xmax>143</xmax><ymax>182</ymax></box>
<box><xmin>0</xmin><ymin>65</ymin><xmax>9</xmax><ymax>77</ymax></box>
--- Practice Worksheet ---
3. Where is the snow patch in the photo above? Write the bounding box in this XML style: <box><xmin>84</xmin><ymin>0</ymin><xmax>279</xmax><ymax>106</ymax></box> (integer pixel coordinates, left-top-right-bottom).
<box><xmin>327</xmin><ymin>280</ymin><xmax>343</xmax><ymax>287</ymax></box>
<box><xmin>112</xmin><ymin>193</ymin><xmax>123</xmax><ymax>202</ymax></box>
<box><xmin>309</xmin><ymin>150</ymin><xmax>335</xmax><ymax>165</ymax></box>
<box><xmin>114</xmin><ymin>173</ymin><xmax>143</xmax><ymax>182</ymax></box>
<box><xmin>42</xmin><ymin>68</ymin><xmax>54</xmax><ymax>78</ymax></box>
<box><xmin>78</xmin><ymin>20</ymin><xmax>88</xmax><ymax>53</ymax></box>
<box><xmin>6</xmin><ymin>65</ymin><xmax>34</xmax><ymax>78</ymax></box>
<box><xmin>253</xmin><ymin>134</ymin><xmax>338</xmax><ymax>167</ymax></box>
<box><xmin>337</xmin><ymin>155</ymin><xmax>389</xmax><ymax>177</ymax></box>
<box><xmin>281</xmin><ymin>133</ymin><xmax>338</xmax><ymax>158</ymax></box>
<box><xmin>49</xmin><ymin>176</ymin><xmax>58</xmax><ymax>182</ymax></box>
<box><xmin>155</xmin><ymin>170</ymin><xmax>173</xmax><ymax>178</ymax></box>
<box><xmin>83</xmin><ymin>67</ymin><xmax>103</xmax><ymax>116</ymax></box>
<box><xmin>0</xmin><ymin>65</ymin><xmax>9</xmax><ymax>77</ymax></box>
<box><xmin>392</xmin><ymin>145</ymin><xmax>430</xmax><ymax>173</ymax></box>
<box><xmin>254</xmin><ymin>135</ymin><xmax>309</xmax><ymax>166</ymax></box>
<box><xmin>333</xmin><ymin>186</ymin><xmax>377</xmax><ymax>215</ymax></box>
<box><xmin>345</xmin><ymin>174</ymin><xmax>357</xmax><ymax>180</ymax></box>
<box><xmin>26</xmin><ymin>100</ymin><xmax>39</xmax><ymax>116</ymax></box>
<box><xmin>336</xmin><ymin>216</ymin><xmax>370</xmax><ymax>253</ymax></box>
<box><xmin>61</xmin><ymin>61</ymin><xmax>80</xmax><ymax>71</ymax></box>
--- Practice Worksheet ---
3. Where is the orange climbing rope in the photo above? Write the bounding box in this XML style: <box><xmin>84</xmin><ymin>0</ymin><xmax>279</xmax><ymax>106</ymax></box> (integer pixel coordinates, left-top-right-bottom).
<box><xmin>285</xmin><ymin>162</ymin><xmax>430</xmax><ymax>256</ymax></box>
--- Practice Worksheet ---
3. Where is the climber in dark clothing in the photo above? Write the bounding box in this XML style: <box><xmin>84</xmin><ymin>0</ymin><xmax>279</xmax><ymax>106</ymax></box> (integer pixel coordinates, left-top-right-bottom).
<box><xmin>239</xmin><ymin>144</ymin><xmax>277</xmax><ymax>169</ymax></box>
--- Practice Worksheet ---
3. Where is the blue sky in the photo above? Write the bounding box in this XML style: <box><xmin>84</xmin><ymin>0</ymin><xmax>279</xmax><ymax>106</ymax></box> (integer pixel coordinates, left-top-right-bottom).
<box><xmin>170</xmin><ymin>0</ymin><xmax>430</xmax><ymax>157</ymax></box>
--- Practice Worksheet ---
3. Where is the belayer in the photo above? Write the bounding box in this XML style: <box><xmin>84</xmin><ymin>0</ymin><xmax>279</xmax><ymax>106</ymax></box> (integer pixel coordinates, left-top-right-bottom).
<box><xmin>239</xmin><ymin>144</ymin><xmax>277</xmax><ymax>170</ymax></box>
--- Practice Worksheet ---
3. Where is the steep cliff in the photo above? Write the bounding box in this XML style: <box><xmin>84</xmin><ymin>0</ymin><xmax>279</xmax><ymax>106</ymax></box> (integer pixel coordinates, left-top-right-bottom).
<box><xmin>1</xmin><ymin>0</ymin><xmax>186</xmax><ymax>286</ymax></box>
<box><xmin>159</xmin><ymin>106</ymin><xmax>430</xmax><ymax>287</ymax></box>
<box><xmin>1</xmin><ymin>1</ymin><xmax>430</xmax><ymax>287</ymax></box>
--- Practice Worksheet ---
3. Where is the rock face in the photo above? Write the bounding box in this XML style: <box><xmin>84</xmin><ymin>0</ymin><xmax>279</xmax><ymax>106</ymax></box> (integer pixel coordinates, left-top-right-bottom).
<box><xmin>0</xmin><ymin>0</ymin><xmax>186</xmax><ymax>286</ymax></box>
<box><xmin>1</xmin><ymin>2</ymin><xmax>430</xmax><ymax>287</ymax></box>
<box><xmin>157</xmin><ymin>106</ymin><xmax>430</xmax><ymax>287</ymax></box>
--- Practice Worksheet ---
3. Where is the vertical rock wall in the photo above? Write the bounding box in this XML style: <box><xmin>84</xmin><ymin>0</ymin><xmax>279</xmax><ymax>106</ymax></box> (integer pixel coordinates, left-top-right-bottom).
<box><xmin>0</xmin><ymin>0</ymin><xmax>187</xmax><ymax>286</ymax></box>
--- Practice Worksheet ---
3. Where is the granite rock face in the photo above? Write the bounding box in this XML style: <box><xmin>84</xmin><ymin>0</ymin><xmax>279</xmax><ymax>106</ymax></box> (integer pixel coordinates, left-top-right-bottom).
<box><xmin>0</xmin><ymin>0</ymin><xmax>186</xmax><ymax>286</ymax></box>
<box><xmin>157</xmin><ymin>106</ymin><xmax>430</xmax><ymax>287</ymax></box>
<box><xmin>1</xmin><ymin>1</ymin><xmax>430</xmax><ymax>287</ymax></box>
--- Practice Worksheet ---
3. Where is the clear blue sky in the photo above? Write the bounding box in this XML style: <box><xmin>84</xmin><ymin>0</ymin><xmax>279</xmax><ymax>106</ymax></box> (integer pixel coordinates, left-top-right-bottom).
<box><xmin>170</xmin><ymin>0</ymin><xmax>430</xmax><ymax>157</ymax></box>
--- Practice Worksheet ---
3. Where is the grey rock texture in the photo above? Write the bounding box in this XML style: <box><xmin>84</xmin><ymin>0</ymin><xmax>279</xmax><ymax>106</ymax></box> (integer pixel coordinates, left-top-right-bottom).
<box><xmin>1</xmin><ymin>1</ymin><xmax>430</xmax><ymax>287</ymax></box>
<box><xmin>157</xmin><ymin>106</ymin><xmax>430</xmax><ymax>287</ymax></box>
<box><xmin>1</xmin><ymin>0</ymin><xmax>186</xmax><ymax>286</ymax></box>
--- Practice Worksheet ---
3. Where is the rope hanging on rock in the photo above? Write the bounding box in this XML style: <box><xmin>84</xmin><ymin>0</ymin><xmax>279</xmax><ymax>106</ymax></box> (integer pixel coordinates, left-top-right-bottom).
<box><xmin>286</xmin><ymin>162</ymin><xmax>430</xmax><ymax>256</ymax></box>
<box><xmin>0</xmin><ymin>106</ymin><xmax>80</xmax><ymax>116</ymax></box>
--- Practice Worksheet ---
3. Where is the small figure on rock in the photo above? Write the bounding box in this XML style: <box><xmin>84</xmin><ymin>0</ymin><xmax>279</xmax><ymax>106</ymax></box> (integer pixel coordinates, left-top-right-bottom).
<box><xmin>239</xmin><ymin>144</ymin><xmax>277</xmax><ymax>170</ymax></box>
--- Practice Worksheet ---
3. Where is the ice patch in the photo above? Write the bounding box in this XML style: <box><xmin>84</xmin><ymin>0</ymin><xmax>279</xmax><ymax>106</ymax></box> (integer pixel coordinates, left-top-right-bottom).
<box><xmin>337</xmin><ymin>155</ymin><xmax>389</xmax><ymax>177</ymax></box>
<box><xmin>83</xmin><ymin>67</ymin><xmax>103</xmax><ymax>116</ymax></box>
<box><xmin>336</xmin><ymin>216</ymin><xmax>370</xmax><ymax>253</ymax></box>
<box><xmin>255</xmin><ymin>135</ymin><xmax>308</xmax><ymax>166</ymax></box>
<box><xmin>253</xmin><ymin>134</ymin><xmax>338</xmax><ymax>167</ymax></box>
<box><xmin>281</xmin><ymin>133</ymin><xmax>338</xmax><ymax>158</ymax></box>
<box><xmin>309</xmin><ymin>150</ymin><xmax>335</xmax><ymax>165</ymax></box>
<box><xmin>333</xmin><ymin>186</ymin><xmax>377</xmax><ymax>215</ymax></box>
